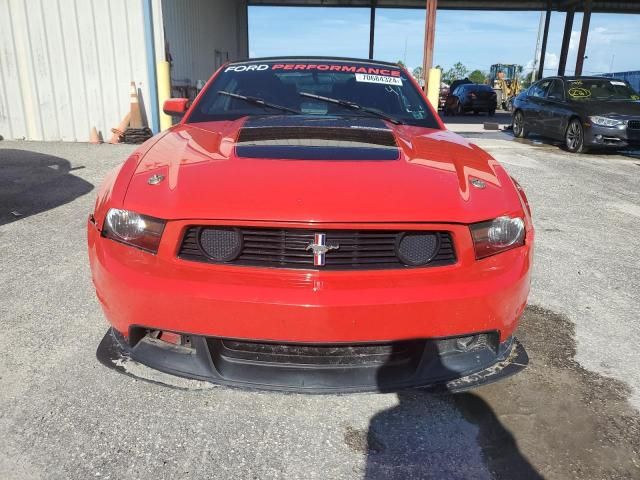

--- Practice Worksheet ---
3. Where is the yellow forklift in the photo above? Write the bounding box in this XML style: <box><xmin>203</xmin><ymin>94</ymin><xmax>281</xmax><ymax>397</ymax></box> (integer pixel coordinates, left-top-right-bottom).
<box><xmin>490</xmin><ymin>64</ymin><xmax>523</xmax><ymax>111</ymax></box>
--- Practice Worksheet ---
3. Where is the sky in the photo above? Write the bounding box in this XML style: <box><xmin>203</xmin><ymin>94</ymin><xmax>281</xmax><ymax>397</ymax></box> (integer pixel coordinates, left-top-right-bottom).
<box><xmin>248</xmin><ymin>7</ymin><xmax>640</xmax><ymax>76</ymax></box>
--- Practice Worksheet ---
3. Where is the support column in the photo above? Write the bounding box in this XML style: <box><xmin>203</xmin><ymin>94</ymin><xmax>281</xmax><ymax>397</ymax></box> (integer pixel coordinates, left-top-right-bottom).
<box><xmin>142</xmin><ymin>0</ymin><xmax>160</xmax><ymax>133</ymax></box>
<box><xmin>368</xmin><ymin>0</ymin><xmax>376</xmax><ymax>59</ymax></box>
<box><xmin>575</xmin><ymin>0</ymin><xmax>591</xmax><ymax>76</ymax></box>
<box><xmin>537</xmin><ymin>2</ymin><xmax>551</xmax><ymax>80</ymax></box>
<box><xmin>422</xmin><ymin>0</ymin><xmax>437</xmax><ymax>90</ymax></box>
<box><xmin>557</xmin><ymin>8</ymin><xmax>575</xmax><ymax>76</ymax></box>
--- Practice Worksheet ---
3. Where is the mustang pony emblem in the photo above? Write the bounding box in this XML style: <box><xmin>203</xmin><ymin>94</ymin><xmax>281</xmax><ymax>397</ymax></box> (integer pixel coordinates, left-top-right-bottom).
<box><xmin>306</xmin><ymin>233</ymin><xmax>339</xmax><ymax>266</ymax></box>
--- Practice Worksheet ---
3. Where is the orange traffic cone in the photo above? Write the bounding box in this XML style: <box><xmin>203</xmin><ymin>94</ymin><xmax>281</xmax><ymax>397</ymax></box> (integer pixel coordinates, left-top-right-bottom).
<box><xmin>109</xmin><ymin>112</ymin><xmax>131</xmax><ymax>144</ymax></box>
<box><xmin>89</xmin><ymin>126</ymin><xmax>103</xmax><ymax>144</ymax></box>
<box><xmin>129</xmin><ymin>81</ymin><xmax>142</xmax><ymax>128</ymax></box>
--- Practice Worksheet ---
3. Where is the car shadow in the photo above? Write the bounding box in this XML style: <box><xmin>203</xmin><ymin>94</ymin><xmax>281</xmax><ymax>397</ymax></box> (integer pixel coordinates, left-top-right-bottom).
<box><xmin>592</xmin><ymin>147</ymin><xmax>640</xmax><ymax>160</ymax></box>
<box><xmin>0</xmin><ymin>148</ymin><xmax>94</xmax><ymax>226</ymax></box>
<box><xmin>504</xmin><ymin>132</ymin><xmax>640</xmax><ymax>159</ymax></box>
<box><xmin>440</xmin><ymin>111</ymin><xmax>512</xmax><ymax>124</ymax></box>
<box><xmin>361</xmin><ymin>344</ymin><xmax>542</xmax><ymax>480</ymax></box>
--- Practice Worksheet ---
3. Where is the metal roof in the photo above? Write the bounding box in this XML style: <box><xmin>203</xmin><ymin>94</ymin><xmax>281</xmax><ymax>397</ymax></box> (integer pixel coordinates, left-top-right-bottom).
<box><xmin>229</xmin><ymin>56</ymin><xmax>401</xmax><ymax>66</ymax></box>
<box><xmin>248</xmin><ymin>0</ymin><xmax>640</xmax><ymax>13</ymax></box>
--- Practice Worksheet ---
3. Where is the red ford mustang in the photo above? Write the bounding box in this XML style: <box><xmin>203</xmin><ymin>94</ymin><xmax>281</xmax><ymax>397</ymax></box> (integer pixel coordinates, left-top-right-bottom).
<box><xmin>88</xmin><ymin>57</ymin><xmax>533</xmax><ymax>392</ymax></box>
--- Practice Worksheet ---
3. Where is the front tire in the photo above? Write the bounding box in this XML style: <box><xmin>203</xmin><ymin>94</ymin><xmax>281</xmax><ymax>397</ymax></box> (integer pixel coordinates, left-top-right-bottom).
<box><xmin>513</xmin><ymin>110</ymin><xmax>527</xmax><ymax>138</ymax></box>
<box><xmin>565</xmin><ymin>118</ymin><xmax>588</xmax><ymax>153</ymax></box>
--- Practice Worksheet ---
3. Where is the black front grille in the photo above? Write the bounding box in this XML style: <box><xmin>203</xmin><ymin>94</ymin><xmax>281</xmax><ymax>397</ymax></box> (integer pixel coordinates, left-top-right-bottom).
<box><xmin>628</xmin><ymin>120</ymin><xmax>640</xmax><ymax>130</ymax></box>
<box><xmin>214</xmin><ymin>339</ymin><xmax>424</xmax><ymax>366</ymax></box>
<box><xmin>178</xmin><ymin>227</ymin><xmax>456</xmax><ymax>270</ymax></box>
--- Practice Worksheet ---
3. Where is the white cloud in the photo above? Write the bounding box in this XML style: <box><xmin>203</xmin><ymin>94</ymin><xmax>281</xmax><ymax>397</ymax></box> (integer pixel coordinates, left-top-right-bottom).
<box><xmin>321</xmin><ymin>18</ymin><xmax>349</xmax><ymax>26</ymax></box>
<box><xmin>546</xmin><ymin>53</ymin><xmax>559</xmax><ymax>69</ymax></box>
<box><xmin>581</xmin><ymin>25</ymin><xmax>621</xmax><ymax>73</ymax></box>
<box><xmin>568</xmin><ymin>30</ymin><xmax>581</xmax><ymax>51</ymax></box>
<box><xmin>525</xmin><ymin>52</ymin><xmax>559</xmax><ymax>76</ymax></box>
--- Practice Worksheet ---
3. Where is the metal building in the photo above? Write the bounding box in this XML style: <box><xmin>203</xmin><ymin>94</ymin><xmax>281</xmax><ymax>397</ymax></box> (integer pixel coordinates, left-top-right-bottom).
<box><xmin>0</xmin><ymin>0</ymin><xmax>248</xmax><ymax>142</ymax></box>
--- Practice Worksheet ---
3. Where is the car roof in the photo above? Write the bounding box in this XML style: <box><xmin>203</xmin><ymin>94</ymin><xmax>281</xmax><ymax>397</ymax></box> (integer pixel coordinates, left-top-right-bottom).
<box><xmin>540</xmin><ymin>76</ymin><xmax>619</xmax><ymax>82</ymax></box>
<box><xmin>226</xmin><ymin>56</ymin><xmax>401</xmax><ymax>68</ymax></box>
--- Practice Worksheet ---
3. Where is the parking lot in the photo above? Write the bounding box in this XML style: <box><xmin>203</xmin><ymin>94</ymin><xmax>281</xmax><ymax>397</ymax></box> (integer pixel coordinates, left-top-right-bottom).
<box><xmin>1</xmin><ymin>128</ymin><xmax>639</xmax><ymax>479</ymax></box>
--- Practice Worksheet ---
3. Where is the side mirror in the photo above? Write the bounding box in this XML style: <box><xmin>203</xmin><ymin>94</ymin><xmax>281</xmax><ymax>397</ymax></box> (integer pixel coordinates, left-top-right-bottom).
<box><xmin>163</xmin><ymin>98</ymin><xmax>191</xmax><ymax>117</ymax></box>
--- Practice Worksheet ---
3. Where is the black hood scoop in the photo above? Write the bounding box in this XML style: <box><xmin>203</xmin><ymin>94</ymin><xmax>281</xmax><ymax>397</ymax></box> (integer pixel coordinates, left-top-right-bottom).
<box><xmin>235</xmin><ymin>116</ymin><xmax>399</xmax><ymax>160</ymax></box>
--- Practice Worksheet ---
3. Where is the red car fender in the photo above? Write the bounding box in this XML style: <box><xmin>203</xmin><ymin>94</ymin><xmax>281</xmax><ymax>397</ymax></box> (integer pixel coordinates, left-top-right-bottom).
<box><xmin>509</xmin><ymin>176</ymin><xmax>532</xmax><ymax>218</ymax></box>
<box><xmin>91</xmin><ymin>131</ymin><xmax>171</xmax><ymax>230</ymax></box>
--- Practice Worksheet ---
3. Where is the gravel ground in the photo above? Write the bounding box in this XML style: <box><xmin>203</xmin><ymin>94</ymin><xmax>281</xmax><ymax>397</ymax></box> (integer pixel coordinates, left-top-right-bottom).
<box><xmin>0</xmin><ymin>136</ymin><xmax>639</xmax><ymax>479</ymax></box>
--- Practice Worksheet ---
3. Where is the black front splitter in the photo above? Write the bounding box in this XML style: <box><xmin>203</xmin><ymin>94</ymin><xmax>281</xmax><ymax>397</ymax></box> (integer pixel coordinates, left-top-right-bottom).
<box><xmin>96</xmin><ymin>328</ymin><xmax>528</xmax><ymax>394</ymax></box>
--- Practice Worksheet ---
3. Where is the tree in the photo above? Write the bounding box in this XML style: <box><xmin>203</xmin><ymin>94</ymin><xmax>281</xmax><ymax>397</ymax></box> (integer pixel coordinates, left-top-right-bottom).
<box><xmin>412</xmin><ymin>66</ymin><xmax>423</xmax><ymax>81</ymax></box>
<box><xmin>442</xmin><ymin>62</ymin><xmax>469</xmax><ymax>84</ymax></box>
<box><xmin>397</xmin><ymin>60</ymin><xmax>406</xmax><ymax>68</ymax></box>
<box><xmin>468</xmin><ymin>69</ymin><xmax>487</xmax><ymax>84</ymax></box>
<box><xmin>521</xmin><ymin>71</ymin><xmax>536</xmax><ymax>88</ymax></box>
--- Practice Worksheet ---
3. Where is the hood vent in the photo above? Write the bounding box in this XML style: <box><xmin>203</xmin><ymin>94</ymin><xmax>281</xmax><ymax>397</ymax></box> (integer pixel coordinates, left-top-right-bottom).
<box><xmin>235</xmin><ymin>117</ymin><xmax>399</xmax><ymax>161</ymax></box>
<box><xmin>238</xmin><ymin>126</ymin><xmax>397</xmax><ymax>147</ymax></box>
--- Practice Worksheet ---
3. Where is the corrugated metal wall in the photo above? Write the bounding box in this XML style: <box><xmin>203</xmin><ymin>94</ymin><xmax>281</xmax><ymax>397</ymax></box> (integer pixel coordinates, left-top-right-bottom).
<box><xmin>0</xmin><ymin>0</ymin><xmax>152</xmax><ymax>142</ymax></box>
<box><xmin>601</xmin><ymin>71</ymin><xmax>640</xmax><ymax>93</ymax></box>
<box><xmin>161</xmin><ymin>0</ymin><xmax>248</xmax><ymax>86</ymax></box>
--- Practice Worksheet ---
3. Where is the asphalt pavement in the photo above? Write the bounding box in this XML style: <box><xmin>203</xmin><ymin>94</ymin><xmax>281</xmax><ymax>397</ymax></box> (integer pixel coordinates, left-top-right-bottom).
<box><xmin>1</xmin><ymin>131</ymin><xmax>639</xmax><ymax>479</ymax></box>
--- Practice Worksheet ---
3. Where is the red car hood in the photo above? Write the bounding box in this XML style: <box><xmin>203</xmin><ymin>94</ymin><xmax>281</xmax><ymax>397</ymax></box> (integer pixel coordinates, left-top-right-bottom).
<box><xmin>123</xmin><ymin>118</ymin><xmax>522</xmax><ymax>224</ymax></box>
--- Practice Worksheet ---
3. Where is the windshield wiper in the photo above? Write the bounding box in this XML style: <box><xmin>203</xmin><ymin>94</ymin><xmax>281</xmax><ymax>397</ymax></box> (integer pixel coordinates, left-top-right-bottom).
<box><xmin>298</xmin><ymin>92</ymin><xmax>403</xmax><ymax>125</ymax></box>
<box><xmin>218</xmin><ymin>91</ymin><xmax>300</xmax><ymax>115</ymax></box>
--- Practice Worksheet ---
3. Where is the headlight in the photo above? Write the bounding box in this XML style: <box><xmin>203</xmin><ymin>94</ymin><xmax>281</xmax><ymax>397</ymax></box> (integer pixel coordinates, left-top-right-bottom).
<box><xmin>589</xmin><ymin>116</ymin><xmax>626</xmax><ymax>127</ymax></box>
<box><xmin>102</xmin><ymin>208</ymin><xmax>165</xmax><ymax>253</ymax></box>
<box><xmin>470</xmin><ymin>216</ymin><xmax>525</xmax><ymax>259</ymax></box>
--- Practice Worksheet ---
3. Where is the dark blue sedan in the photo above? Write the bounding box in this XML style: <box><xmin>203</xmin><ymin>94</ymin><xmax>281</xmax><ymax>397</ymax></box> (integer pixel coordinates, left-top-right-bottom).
<box><xmin>512</xmin><ymin>76</ymin><xmax>640</xmax><ymax>153</ymax></box>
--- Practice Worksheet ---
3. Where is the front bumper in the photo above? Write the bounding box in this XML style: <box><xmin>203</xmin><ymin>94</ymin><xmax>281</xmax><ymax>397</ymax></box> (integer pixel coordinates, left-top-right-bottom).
<box><xmin>88</xmin><ymin>220</ymin><xmax>532</xmax><ymax>344</ymax></box>
<box><xmin>585</xmin><ymin>123</ymin><xmax>640</xmax><ymax>148</ymax></box>
<box><xmin>97</xmin><ymin>327</ymin><xmax>528</xmax><ymax>393</ymax></box>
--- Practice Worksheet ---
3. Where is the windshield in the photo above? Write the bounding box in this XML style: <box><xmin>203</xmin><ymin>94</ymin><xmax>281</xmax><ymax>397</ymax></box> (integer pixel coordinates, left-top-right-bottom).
<box><xmin>566</xmin><ymin>79</ymin><xmax>640</xmax><ymax>102</ymax></box>
<box><xmin>187</xmin><ymin>60</ymin><xmax>440</xmax><ymax>128</ymax></box>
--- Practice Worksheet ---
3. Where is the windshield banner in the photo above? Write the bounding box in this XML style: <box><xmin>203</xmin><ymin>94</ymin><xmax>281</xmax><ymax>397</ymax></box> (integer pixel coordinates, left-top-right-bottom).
<box><xmin>225</xmin><ymin>63</ymin><xmax>402</xmax><ymax>77</ymax></box>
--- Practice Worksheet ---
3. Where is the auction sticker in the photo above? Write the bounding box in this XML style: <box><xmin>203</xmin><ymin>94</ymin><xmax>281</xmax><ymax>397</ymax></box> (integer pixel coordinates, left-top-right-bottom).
<box><xmin>568</xmin><ymin>87</ymin><xmax>591</xmax><ymax>98</ymax></box>
<box><xmin>355</xmin><ymin>73</ymin><xmax>402</xmax><ymax>86</ymax></box>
